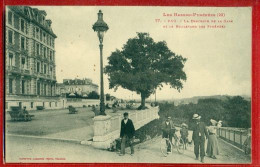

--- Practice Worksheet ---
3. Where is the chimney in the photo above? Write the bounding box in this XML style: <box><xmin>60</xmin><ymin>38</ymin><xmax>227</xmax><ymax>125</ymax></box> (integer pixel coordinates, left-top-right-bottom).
<box><xmin>46</xmin><ymin>19</ymin><xmax>52</xmax><ymax>26</ymax></box>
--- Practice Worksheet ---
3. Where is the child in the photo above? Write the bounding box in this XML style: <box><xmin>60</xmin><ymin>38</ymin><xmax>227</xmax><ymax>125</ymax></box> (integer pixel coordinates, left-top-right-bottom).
<box><xmin>180</xmin><ymin>123</ymin><xmax>189</xmax><ymax>150</ymax></box>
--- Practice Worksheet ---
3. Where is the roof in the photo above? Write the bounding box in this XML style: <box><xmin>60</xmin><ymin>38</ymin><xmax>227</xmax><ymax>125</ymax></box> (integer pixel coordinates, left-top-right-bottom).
<box><xmin>8</xmin><ymin>6</ymin><xmax>57</xmax><ymax>38</ymax></box>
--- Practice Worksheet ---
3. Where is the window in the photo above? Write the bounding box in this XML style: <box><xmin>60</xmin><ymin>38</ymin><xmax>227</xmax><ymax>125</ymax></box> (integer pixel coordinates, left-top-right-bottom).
<box><xmin>21</xmin><ymin>36</ymin><xmax>25</xmax><ymax>50</ymax></box>
<box><xmin>21</xmin><ymin>19</ymin><xmax>25</xmax><ymax>32</ymax></box>
<box><xmin>50</xmin><ymin>51</ymin><xmax>52</xmax><ymax>60</ymax></box>
<box><xmin>44</xmin><ymin>84</ymin><xmax>46</xmax><ymax>95</ymax></box>
<box><xmin>8</xmin><ymin>30</ymin><xmax>13</xmax><ymax>44</ymax></box>
<box><xmin>37</xmin><ymin>82</ymin><xmax>40</xmax><ymax>95</ymax></box>
<box><xmin>44</xmin><ymin>64</ymin><xmax>47</xmax><ymax>74</ymax></box>
<box><xmin>47</xmin><ymin>35</ymin><xmax>49</xmax><ymax>45</ymax></box>
<box><xmin>21</xmin><ymin>57</ymin><xmax>26</xmax><ymax>68</ymax></box>
<box><xmin>43</xmin><ymin>33</ymin><xmax>46</xmax><ymax>43</ymax></box>
<box><xmin>31</xmin><ymin>102</ymin><xmax>34</xmax><ymax>108</ymax></box>
<box><xmin>36</xmin><ymin>43</ymin><xmax>40</xmax><ymax>55</ymax></box>
<box><xmin>22</xmin><ymin>80</ymin><xmax>25</xmax><ymax>94</ymax></box>
<box><xmin>44</xmin><ymin>47</ymin><xmax>46</xmax><ymax>58</ymax></box>
<box><xmin>50</xmin><ymin>67</ymin><xmax>53</xmax><ymax>75</ymax></box>
<box><xmin>8</xmin><ymin>11</ymin><xmax>13</xmax><ymax>25</ymax></box>
<box><xmin>55</xmin><ymin>102</ymin><xmax>57</xmax><ymax>107</ymax></box>
<box><xmin>8</xmin><ymin>52</ymin><xmax>14</xmax><ymax>66</ymax></box>
<box><xmin>33</xmin><ymin>27</ymin><xmax>35</xmax><ymax>37</ymax></box>
<box><xmin>37</xmin><ymin>62</ymin><xmax>40</xmax><ymax>73</ymax></box>
<box><xmin>49</xmin><ymin>102</ymin><xmax>51</xmax><ymax>107</ymax></box>
<box><xmin>51</xmin><ymin>85</ymin><xmax>53</xmax><ymax>96</ymax></box>
<box><xmin>36</xmin><ymin>28</ymin><xmax>39</xmax><ymax>39</ymax></box>
<box><xmin>40</xmin><ymin>29</ymin><xmax>42</xmax><ymax>41</ymax></box>
<box><xmin>9</xmin><ymin>79</ymin><xmax>13</xmax><ymax>94</ymax></box>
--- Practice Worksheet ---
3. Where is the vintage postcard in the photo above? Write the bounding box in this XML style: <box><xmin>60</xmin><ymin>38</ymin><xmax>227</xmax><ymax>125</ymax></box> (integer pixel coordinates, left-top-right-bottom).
<box><xmin>4</xmin><ymin>5</ymin><xmax>254</xmax><ymax>164</ymax></box>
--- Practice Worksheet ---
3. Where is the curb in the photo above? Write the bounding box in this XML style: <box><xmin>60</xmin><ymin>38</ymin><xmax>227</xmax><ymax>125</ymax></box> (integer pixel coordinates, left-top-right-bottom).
<box><xmin>7</xmin><ymin>134</ymin><xmax>82</xmax><ymax>144</ymax></box>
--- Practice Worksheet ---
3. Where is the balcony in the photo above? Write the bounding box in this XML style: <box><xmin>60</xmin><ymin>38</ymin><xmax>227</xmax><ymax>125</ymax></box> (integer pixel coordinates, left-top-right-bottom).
<box><xmin>20</xmin><ymin>49</ymin><xmax>29</xmax><ymax>56</ymax></box>
<box><xmin>37</xmin><ymin>73</ymin><xmax>56</xmax><ymax>81</ymax></box>
<box><xmin>7</xmin><ymin>66</ymin><xmax>20</xmax><ymax>73</ymax></box>
<box><xmin>21</xmin><ymin>68</ymin><xmax>30</xmax><ymax>75</ymax></box>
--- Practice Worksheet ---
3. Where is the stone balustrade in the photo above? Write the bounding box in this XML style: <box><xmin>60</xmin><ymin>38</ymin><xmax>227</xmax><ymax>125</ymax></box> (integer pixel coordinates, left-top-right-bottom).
<box><xmin>89</xmin><ymin>106</ymin><xmax>159</xmax><ymax>149</ymax></box>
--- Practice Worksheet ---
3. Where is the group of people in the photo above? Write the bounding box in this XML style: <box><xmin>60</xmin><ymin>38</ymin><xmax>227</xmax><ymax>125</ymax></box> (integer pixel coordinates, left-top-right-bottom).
<box><xmin>161</xmin><ymin>113</ymin><xmax>222</xmax><ymax>163</ymax></box>
<box><xmin>118</xmin><ymin>112</ymin><xmax>222</xmax><ymax>163</ymax></box>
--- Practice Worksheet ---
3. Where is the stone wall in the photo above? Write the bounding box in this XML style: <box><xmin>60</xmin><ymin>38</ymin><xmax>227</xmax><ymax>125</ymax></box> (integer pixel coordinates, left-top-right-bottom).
<box><xmin>88</xmin><ymin>107</ymin><xmax>159</xmax><ymax>149</ymax></box>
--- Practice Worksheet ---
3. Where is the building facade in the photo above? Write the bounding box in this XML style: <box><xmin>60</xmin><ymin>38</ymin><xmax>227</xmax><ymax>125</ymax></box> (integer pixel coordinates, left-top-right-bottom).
<box><xmin>57</xmin><ymin>78</ymin><xmax>99</xmax><ymax>97</ymax></box>
<box><xmin>5</xmin><ymin>6</ymin><xmax>65</xmax><ymax>110</ymax></box>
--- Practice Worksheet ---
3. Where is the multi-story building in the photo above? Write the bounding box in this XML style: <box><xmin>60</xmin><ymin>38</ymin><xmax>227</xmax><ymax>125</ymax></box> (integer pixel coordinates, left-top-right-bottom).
<box><xmin>57</xmin><ymin>78</ymin><xmax>99</xmax><ymax>97</ymax></box>
<box><xmin>5</xmin><ymin>6</ymin><xmax>66</xmax><ymax>110</ymax></box>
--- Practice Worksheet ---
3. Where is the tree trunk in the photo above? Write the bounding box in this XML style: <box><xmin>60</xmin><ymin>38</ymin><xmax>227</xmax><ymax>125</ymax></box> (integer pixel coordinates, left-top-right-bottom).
<box><xmin>140</xmin><ymin>93</ymin><xmax>146</xmax><ymax>109</ymax></box>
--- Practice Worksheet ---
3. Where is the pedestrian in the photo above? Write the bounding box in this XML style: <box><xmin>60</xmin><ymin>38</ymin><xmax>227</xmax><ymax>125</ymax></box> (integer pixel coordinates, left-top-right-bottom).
<box><xmin>180</xmin><ymin>123</ymin><xmax>189</xmax><ymax>150</ymax></box>
<box><xmin>206</xmin><ymin>119</ymin><xmax>222</xmax><ymax>159</ymax></box>
<box><xmin>119</xmin><ymin>112</ymin><xmax>135</xmax><ymax>156</ymax></box>
<box><xmin>161</xmin><ymin>116</ymin><xmax>175</xmax><ymax>154</ymax></box>
<box><xmin>192</xmin><ymin>114</ymin><xmax>208</xmax><ymax>163</ymax></box>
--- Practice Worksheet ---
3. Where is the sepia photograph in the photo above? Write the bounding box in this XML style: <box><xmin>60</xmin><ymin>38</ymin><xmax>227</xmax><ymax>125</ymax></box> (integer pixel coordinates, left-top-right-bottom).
<box><xmin>4</xmin><ymin>6</ymin><xmax>252</xmax><ymax>164</ymax></box>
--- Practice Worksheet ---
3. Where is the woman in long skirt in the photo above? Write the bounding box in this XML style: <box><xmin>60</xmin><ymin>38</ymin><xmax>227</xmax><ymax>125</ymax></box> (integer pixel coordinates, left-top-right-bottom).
<box><xmin>206</xmin><ymin>119</ymin><xmax>222</xmax><ymax>159</ymax></box>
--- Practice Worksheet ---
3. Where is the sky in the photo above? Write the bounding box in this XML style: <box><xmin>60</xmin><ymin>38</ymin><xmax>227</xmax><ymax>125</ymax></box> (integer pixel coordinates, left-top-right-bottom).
<box><xmin>36</xmin><ymin>6</ymin><xmax>251</xmax><ymax>100</ymax></box>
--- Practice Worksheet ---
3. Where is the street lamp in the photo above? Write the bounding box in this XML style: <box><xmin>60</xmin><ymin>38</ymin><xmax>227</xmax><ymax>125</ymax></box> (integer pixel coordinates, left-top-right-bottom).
<box><xmin>93</xmin><ymin>10</ymin><xmax>109</xmax><ymax>115</ymax></box>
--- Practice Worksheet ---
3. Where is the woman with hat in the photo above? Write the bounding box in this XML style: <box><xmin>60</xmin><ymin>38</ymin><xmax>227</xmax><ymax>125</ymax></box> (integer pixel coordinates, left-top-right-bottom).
<box><xmin>206</xmin><ymin>119</ymin><xmax>222</xmax><ymax>159</ymax></box>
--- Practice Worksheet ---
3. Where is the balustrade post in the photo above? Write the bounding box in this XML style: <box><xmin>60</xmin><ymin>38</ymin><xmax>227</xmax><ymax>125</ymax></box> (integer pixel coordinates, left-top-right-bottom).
<box><xmin>240</xmin><ymin>130</ymin><xmax>243</xmax><ymax>149</ymax></box>
<box><xmin>233</xmin><ymin>129</ymin><xmax>236</xmax><ymax>145</ymax></box>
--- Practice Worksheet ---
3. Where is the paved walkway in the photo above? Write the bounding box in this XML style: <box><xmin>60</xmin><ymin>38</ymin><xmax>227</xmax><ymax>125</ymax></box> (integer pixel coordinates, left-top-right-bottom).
<box><xmin>5</xmin><ymin>134</ymin><xmax>250</xmax><ymax>163</ymax></box>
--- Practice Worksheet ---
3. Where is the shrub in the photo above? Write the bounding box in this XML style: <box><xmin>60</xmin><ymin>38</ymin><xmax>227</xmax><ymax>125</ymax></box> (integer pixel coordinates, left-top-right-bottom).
<box><xmin>134</xmin><ymin>119</ymin><xmax>161</xmax><ymax>142</ymax></box>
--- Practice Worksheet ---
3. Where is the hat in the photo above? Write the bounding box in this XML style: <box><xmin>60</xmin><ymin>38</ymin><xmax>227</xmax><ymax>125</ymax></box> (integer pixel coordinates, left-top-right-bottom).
<box><xmin>192</xmin><ymin>114</ymin><xmax>201</xmax><ymax>119</ymax></box>
<box><xmin>181</xmin><ymin>123</ymin><xmax>188</xmax><ymax>128</ymax></box>
<box><xmin>123</xmin><ymin>112</ymin><xmax>129</xmax><ymax>116</ymax></box>
<box><xmin>167</xmin><ymin>116</ymin><xmax>171</xmax><ymax>119</ymax></box>
<box><xmin>210</xmin><ymin>119</ymin><xmax>217</xmax><ymax>125</ymax></box>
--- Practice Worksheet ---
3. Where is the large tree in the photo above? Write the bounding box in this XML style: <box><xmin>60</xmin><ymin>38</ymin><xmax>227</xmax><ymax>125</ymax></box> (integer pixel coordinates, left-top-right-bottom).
<box><xmin>105</xmin><ymin>33</ymin><xmax>187</xmax><ymax>109</ymax></box>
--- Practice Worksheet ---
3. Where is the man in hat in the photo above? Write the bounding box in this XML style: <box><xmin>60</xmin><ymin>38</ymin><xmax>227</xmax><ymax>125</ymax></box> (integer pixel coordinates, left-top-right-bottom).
<box><xmin>161</xmin><ymin>116</ymin><xmax>175</xmax><ymax>154</ymax></box>
<box><xmin>192</xmin><ymin>114</ymin><xmax>208</xmax><ymax>163</ymax></box>
<box><xmin>119</xmin><ymin>112</ymin><xmax>135</xmax><ymax>156</ymax></box>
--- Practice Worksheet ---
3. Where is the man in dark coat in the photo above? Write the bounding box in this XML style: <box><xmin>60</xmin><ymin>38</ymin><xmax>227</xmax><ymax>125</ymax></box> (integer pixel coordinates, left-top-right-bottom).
<box><xmin>192</xmin><ymin>114</ymin><xmax>209</xmax><ymax>163</ymax></box>
<box><xmin>161</xmin><ymin>116</ymin><xmax>175</xmax><ymax>153</ymax></box>
<box><xmin>120</xmin><ymin>112</ymin><xmax>135</xmax><ymax>156</ymax></box>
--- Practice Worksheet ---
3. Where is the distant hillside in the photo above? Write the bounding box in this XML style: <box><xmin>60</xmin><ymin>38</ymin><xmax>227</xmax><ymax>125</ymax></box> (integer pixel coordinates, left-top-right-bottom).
<box><xmin>168</xmin><ymin>95</ymin><xmax>251</xmax><ymax>106</ymax></box>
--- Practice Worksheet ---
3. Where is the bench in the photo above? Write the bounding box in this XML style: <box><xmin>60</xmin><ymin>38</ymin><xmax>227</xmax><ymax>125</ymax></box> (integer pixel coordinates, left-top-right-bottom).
<box><xmin>8</xmin><ymin>107</ymin><xmax>34</xmax><ymax>121</ymax></box>
<box><xmin>68</xmin><ymin>106</ymin><xmax>78</xmax><ymax>114</ymax></box>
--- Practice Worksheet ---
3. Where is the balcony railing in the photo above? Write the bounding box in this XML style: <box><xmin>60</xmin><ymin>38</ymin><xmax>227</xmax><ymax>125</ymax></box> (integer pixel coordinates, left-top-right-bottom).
<box><xmin>37</xmin><ymin>73</ymin><xmax>56</xmax><ymax>81</ymax></box>
<box><xmin>7</xmin><ymin>66</ymin><xmax>20</xmax><ymax>73</ymax></box>
<box><xmin>21</xmin><ymin>68</ymin><xmax>30</xmax><ymax>75</ymax></box>
<box><xmin>7</xmin><ymin>66</ymin><xmax>32</xmax><ymax>75</ymax></box>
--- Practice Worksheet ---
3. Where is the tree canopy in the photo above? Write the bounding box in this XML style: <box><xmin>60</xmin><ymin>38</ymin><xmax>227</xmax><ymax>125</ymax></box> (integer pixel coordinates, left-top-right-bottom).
<box><xmin>105</xmin><ymin>33</ymin><xmax>187</xmax><ymax>109</ymax></box>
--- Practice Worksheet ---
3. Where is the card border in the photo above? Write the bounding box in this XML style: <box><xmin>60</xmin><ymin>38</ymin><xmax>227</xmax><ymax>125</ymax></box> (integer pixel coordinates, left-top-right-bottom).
<box><xmin>1</xmin><ymin>0</ymin><xmax>259</xmax><ymax>166</ymax></box>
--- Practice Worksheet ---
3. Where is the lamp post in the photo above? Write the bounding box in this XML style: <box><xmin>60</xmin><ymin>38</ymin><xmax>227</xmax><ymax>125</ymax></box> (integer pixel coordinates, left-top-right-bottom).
<box><xmin>93</xmin><ymin>10</ymin><xmax>109</xmax><ymax>115</ymax></box>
